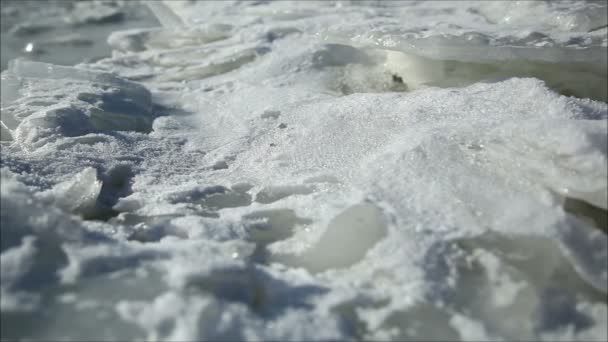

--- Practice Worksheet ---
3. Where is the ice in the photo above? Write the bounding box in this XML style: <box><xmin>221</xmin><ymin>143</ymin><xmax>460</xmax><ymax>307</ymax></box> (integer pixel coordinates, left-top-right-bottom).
<box><xmin>0</xmin><ymin>60</ymin><xmax>156</xmax><ymax>148</ymax></box>
<box><xmin>317</xmin><ymin>0</ymin><xmax>607</xmax><ymax>101</ymax></box>
<box><xmin>144</xmin><ymin>2</ymin><xmax>184</xmax><ymax>28</ymax></box>
<box><xmin>0</xmin><ymin>0</ymin><xmax>159</xmax><ymax>70</ymax></box>
<box><xmin>275</xmin><ymin>203</ymin><xmax>387</xmax><ymax>273</ymax></box>
<box><xmin>36</xmin><ymin>167</ymin><xmax>102</xmax><ymax>217</ymax></box>
<box><xmin>66</xmin><ymin>2</ymin><xmax>125</xmax><ymax>26</ymax></box>
<box><xmin>1</xmin><ymin>0</ymin><xmax>607</xmax><ymax>341</ymax></box>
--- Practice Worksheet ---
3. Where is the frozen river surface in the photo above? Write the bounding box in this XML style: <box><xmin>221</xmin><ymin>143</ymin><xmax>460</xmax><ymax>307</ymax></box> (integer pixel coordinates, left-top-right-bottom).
<box><xmin>1</xmin><ymin>1</ymin><xmax>607</xmax><ymax>341</ymax></box>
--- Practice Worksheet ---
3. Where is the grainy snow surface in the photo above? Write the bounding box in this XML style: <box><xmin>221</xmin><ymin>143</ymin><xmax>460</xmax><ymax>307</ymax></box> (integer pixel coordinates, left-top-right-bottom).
<box><xmin>1</xmin><ymin>1</ymin><xmax>607</xmax><ymax>341</ymax></box>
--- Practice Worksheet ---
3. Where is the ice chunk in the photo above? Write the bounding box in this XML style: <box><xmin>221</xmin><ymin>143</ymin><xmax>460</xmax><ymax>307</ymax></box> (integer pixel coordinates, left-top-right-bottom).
<box><xmin>13</xmin><ymin>105</ymin><xmax>95</xmax><ymax>149</ymax></box>
<box><xmin>9</xmin><ymin>22</ymin><xmax>54</xmax><ymax>36</ymax></box>
<box><xmin>243</xmin><ymin>209</ymin><xmax>312</xmax><ymax>246</ymax></box>
<box><xmin>255</xmin><ymin>185</ymin><xmax>313</xmax><ymax>204</ymax></box>
<box><xmin>275</xmin><ymin>203</ymin><xmax>387</xmax><ymax>273</ymax></box>
<box><xmin>311</xmin><ymin>41</ymin><xmax>606</xmax><ymax>100</ymax></box>
<box><xmin>66</xmin><ymin>2</ymin><xmax>125</xmax><ymax>26</ymax></box>
<box><xmin>315</xmin><ymin>1</ymin><xmax>607</xmax><ymax>101</ymax></box>
<box><xmin>1</xmin><ymin>60</ymin><xmax>155</xmax><ymax>146</ymax></box>
<box><xmin>155</xmin><ymin>49</ymin><xmax>259</xmax><ymax>82</ymax></box>
<box><xmin>476</xmin><ymin>1</ymin><xmax>608</xmax><ymax>32</ymax></box>
<box><xmin>145</xmin><ymin>2</ymin><xmax>184</xmax><ymax>28</ymax></box>
<box><xmin>321</xmin><ymin>2</ymin><xmax>608</xmax><ymax>65</ymax></box>
<box><xmin>8</xmin><ymin>60</ymin><xmax>151</xmax><ymax>108</ymax></box>
<box><xmin>36</xmin><ymin>167</ymin><xmax>102</xmax><ymax>218</ymax></box>
<box><xmin>108</xmin><ymin>25</ymin><xmax>231</xmax><ymax>53</ymax></box>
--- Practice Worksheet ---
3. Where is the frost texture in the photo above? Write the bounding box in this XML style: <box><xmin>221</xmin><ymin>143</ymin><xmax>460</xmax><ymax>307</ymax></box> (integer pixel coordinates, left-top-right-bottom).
<box><xmin>1</xmin><ymin>0</ymin><xmax>607</xmax><ymax>341</ymax></box>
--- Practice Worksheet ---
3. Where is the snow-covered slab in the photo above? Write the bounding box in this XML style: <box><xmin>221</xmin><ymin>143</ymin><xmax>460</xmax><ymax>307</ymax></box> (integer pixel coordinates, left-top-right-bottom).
<box><xmin>1</xmin><ymin>60</ymin><xmax>156</xmax><ymax>148</ymax></box>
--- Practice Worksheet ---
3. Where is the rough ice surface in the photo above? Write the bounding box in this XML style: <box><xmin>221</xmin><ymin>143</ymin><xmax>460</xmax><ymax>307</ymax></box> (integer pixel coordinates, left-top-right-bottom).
<box><xmin>1</xmin><ymin>0</ymin><xmax>607</xmax><ymax>341</ymax></box>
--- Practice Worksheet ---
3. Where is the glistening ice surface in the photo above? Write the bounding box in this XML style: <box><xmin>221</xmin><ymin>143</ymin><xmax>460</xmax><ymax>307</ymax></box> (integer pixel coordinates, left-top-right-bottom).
<box><xmin>1</xmin><ymin>1</ymin><xmax>607</xmax><ymax>341</ymax></box>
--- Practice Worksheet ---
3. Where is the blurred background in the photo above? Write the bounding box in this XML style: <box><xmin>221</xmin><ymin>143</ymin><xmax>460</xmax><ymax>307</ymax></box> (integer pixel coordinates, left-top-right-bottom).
<box><xmin>0</xmin><ymin>0</ymin><xmax>159</xmax><ymax>70</ymax></box>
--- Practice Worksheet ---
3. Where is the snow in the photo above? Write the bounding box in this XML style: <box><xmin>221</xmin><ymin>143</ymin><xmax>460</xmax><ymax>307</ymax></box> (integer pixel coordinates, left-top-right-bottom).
<box><xmin>1</xmin><ymin>0</ymin><xmax>607</xmax><ymax>341</ymax></box>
